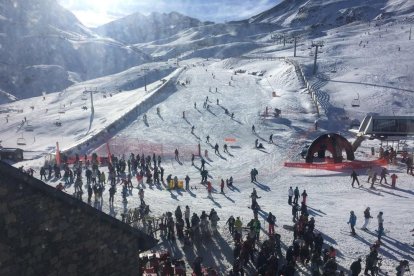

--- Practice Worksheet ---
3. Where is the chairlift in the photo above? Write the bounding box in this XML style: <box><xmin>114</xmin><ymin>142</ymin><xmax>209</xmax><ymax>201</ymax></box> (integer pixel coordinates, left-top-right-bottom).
<box><xmin>17</xmin><ymin>135</ymin><xmax>26</xmax><ymax>145</ymax></box>
<box><xmin>351</xmin><ymin>93</ymin><xmax>360</xmax><ymax>107</ymax></box>
<box><xmin>25</xmin><ymin>124</ymin><xmax>34</xmax><ymax>132</ymax></box>
<box><xmin>58</xmin><ymin>105</ymin><xmax>66</xmax><ymax>114</ymax></box>
<box><xmin>55</xmin><ymin>118</ymin><xmax>62</xmax><ymax>127</ymax></box>
<box><xmin>81</xmin><ymin>94</ymin><xmax>88</xmax><ymax>101</ymax></box>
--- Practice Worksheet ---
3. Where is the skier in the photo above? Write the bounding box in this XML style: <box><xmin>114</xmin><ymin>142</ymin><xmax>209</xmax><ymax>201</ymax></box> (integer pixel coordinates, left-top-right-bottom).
<box><xmin>301</xmin><ymin>190</ymin><xmax>308</xmax><ymax>204</ymax></box>
<box><xmin>175</xmin><ymin>206</ymin><xmax>183</xmax><ymax>221</ymax></box>
<box><xmin>371</xmin><ymin>172</ymin><xmax>378</xmax><ymax>188</ymax></box>
<box><xmin>231</xmin><ymin>112</ymin><xmax>234</xmax><ymax>119</ymax></box>
<box><xmin>226</xmin><ymin>215</ymin><xmax>235</xmax><ymax>235</ymax></box>
<box><xmin>138</xmin><ymin>188</ymin><xmax>145</xmax><ymax>205</ymax></box>
<box><xmin>377</xmin><ymin>211</ymin><xmax>384</xmax><ymax>229</ymax></box>
<box><xmin>217</xmin><ymin>99</ymin><xmax>219</xmax><ymax>105</ymax></box>
<box><xmin>252</xmin><ymin>124</ymin><xmax>256</xmax><ymax>133</ymax></box>
<box><xmin>362</xmin><ymin>207</ymin><xmax>373</xmax><ymax>230</ymax></box>
<box><xmin>379</xmin><ymin>168</ymin><xmax>388</xmax><ymax>184</ymax></box>
<box><xmin>191</xmin><ymin>125</ymin><xmax>195</xmax><ymax>134</ymax></box>
<box><xmin>200</xmin><ymin>158</ymin><xmax>206</xmax><ymax>170</ymax></box>
<box><xmin>293</xmin><ymin>187</ymin><xmax>300</xmax><ymax>204</ymax></box>
<box><xmin>185</xmin><ymin>175</ymin><xmax>190</xmax><ymax>190</ymax></box>
<box><xmin>223</xmin><ymin>144</ymin><xmax>228</xmax><ymax>153</ymax></box>
<box><xmin>109</xmin><ymin>185</ymin><xmax>115</xmax><ymax>205</ymax></box>
<box><xmin>269</xmin><ymin>134</ymin><xmax>274</xmax><ymax>144</ymax></box>
<box><xmin>207</xmin><ymin>181</ymin><xmax>212</xmax><ymax>197</ymax></box>
<box><xmin>350</xmin><ymin>258</ymin><xmax>362</xmax><ymax>276</ymax></box>
<box><xmin>206</xmin><ymin>135</ymin><xmax>210</xmax><ymax>143</ymax></box>
<box><xmin>350</xmin><ymin>170</ymin><xmax>360</xmax><ymax>187</ymax></box>
<box><xmin>191</xmin><ymin>154</ymin><xmax>195</xmax><ymax>165</ymax></box>
<box><xmin>214</xmin><ymin>143</ymin><xmax>219</xmax><ymax>154</ymax></box>
<box><xmin>194</xmin><ymin>102</ymin><xmax>197</xmax><ymax>109</ymax></box>
<box><xmin>348</xmin><ymin>211</ymin><xmax>357</xmax><ymax>235</ymax></box>
<box><xmin>390</xmin><ymin>173</ymin><xmax>398</xmax><ymax>188</ymax></box>
<box><xmin>255</xmin><ymin>139</ymin><xmax>259</xmax><ymax>148</ymax></box>
<box><xmin>267</xmin><ymin>212</ymin><xmax>276</xmax><ymax>235</ymax></box>
<box><xmin>288</xmin><ymin>187</ymin><xmax>293</xmax><ymax>205</ymax></box>
<box><xmin>220</xmin><ymin>179</ymin><xmax>225</xmax><ymax>193</ymax></box>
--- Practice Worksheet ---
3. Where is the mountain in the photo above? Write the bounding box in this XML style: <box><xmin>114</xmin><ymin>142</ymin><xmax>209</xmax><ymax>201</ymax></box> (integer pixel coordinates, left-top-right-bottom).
<box><xmin>248</xmin><ymin>0</ymin><xmax>414</xmax><ymax>28</ymax></box>
<box><xmin>0</xmin><ymin>0</ymin><xmax>150</xmax><ymax>101</ymax></box>
<box><xmin>95</xmin><ymin>11</ymin><xmax>209</xmax><ymax>44</ymax></box>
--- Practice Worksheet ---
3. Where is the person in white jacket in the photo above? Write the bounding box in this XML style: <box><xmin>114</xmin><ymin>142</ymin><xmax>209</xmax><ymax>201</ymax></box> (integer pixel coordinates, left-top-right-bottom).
<box><xmin>288</xmin><ymin>186</ymin><xmax>293</xmax><ymax>205</ymax></box>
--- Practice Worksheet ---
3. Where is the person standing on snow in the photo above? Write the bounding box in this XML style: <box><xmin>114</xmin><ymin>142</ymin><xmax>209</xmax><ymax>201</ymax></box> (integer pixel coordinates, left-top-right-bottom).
<box><xmin>362</xmin><ymin>207</ymin><xmax>373</xmax><ymax>230</ymax></box>
<box><xmin>288</xmin><ymin>187</ymin><xmax>293</xmax><ymax>205</ymax></box>
<box><xmin>293</xmin><ymin>187</ymin><xmax>300</xmax><ymax>204</ymax></box>
<box><xmin>366</xmin><ymin>167</ymin><xmax>373</xmax><ymax>183</ymax></box>
<box><xmin>267</xmin><ymin>212</ymin><xmax>276</xmax><ymax>235</ymax></box>
<box><xmin>269</xmin><ymin>134</ymin><xmax>274</xmax><ymax>144</ymax></box>
<box><xmin>350</xmin><ymin>258</ymin><xmax>362</xmax><ymax>276</ymax></box>
<box><xmin>350</xmin><ymin>170</ymin><xmax>360</xmax><ymax>187</ymax></box>
<box><xmin>220</xmin><ymin>179</ymin><xmax>225</xmax><ymax>193</ymax></box>
<box><xmin>390</xmin><ymin>173</ymin><xmax>398</xmax><ymax>188</ymax></box>
<box><xmin>252</xmin><ymin>125</ymin><xmax>256</xmax><ymax>133</ymax></box>
<box><xmin>348</xmin><ymin>211</ymin><xmax>357</xmax><ymax>235</ymax></box>
<box><xmin>379</xmin><ymin>168</ymin><xmax>388</xmax><ymax>184</ymax></box>
<box><xmin>185</xmin><ymin>175</ymin><xmax>190</xmax><ymax>190</ymax></box>
<box><xmin>226</xmin><ymin>215</ymin><xmax>235</xmax><ymax>235</ymax></box>
<box><xmin>301</xmin><ymin>190</ymin><xmax>308</xmax><ymax>204</ymax></box>
<box><xmin>214</xmin><ymin>143</ymin><xmax>219</xmax><ymax>154</ymax></box>
<box><xmin>184</xmin><ymin>206</ymin><xmax>191</xmax><ymax>228</ymax></box>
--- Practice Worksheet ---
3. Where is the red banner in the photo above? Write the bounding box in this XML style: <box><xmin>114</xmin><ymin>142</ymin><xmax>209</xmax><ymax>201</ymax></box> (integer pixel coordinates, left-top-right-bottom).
<box><xmin>284</xmin><ymin>158</ymin><xmax>387</xmax><ymax>171</ymax></box>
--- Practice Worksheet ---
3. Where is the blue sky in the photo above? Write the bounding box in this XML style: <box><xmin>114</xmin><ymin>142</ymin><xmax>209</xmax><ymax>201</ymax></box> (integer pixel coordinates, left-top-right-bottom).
<box><xmin>57</xmin><ymin>0</ymin><xmax>279</xmax><ymax>27</ymax></box>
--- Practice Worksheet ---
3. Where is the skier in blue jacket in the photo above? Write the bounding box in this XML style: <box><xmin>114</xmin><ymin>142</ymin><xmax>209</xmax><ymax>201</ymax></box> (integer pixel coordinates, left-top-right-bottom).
<box><xmin>348</xmin><ymin>211</ymin><xmax>357</xmax><ymax>235</ymax></box>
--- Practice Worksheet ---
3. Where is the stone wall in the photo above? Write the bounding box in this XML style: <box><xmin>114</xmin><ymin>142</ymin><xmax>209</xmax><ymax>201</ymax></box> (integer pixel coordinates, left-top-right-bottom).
<box><xmin>0</xmin><ymin>161</ymin><xmax>157</xmax><ymax>276</ymax></box>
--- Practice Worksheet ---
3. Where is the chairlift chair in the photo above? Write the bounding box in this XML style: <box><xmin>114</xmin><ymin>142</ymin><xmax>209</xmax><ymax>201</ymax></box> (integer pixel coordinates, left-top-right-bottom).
<box><xmin>58</xmin><ymin>105</ymin><xmax>66</xmax><ymax>114</ymax></box>
<box><xmin>81</xmin><ymin>94</ymin><xmax>88</xmax><ymax>101</ymax></box>
<box><xmin>55</xmin><ymin>118</ymin><xmax>62</xmax><ymax>127</ymax></box>
<box><xmin>17</xmin><ymin>135</ymin><xmax>26</xmax><ymax>145</ymax></box>
<box><xmin>351</xmin><ymin>93</ymin><xmax>360</xmax><ymax>107</ymax></box>
<box><xmin>25</xmin><ymin>124</ymin><xmax>34</xmax><ymax>132</ymax></box>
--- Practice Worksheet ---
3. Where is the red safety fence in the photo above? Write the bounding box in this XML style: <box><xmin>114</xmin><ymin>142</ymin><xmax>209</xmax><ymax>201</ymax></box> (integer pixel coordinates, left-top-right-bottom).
<box><xmin>284</xmin><ymin>158</ymin><xmax>387</xmax><ymax>171</ymax></box>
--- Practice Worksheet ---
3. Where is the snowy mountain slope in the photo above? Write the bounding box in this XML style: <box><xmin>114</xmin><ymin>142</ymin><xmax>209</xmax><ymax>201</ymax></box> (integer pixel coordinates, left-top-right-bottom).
<box><xmin>94</xmin><ymin>11</ymin><xmax>209</xmax><ymax>44</ymax></box>
<box><xmin>0</xmin><ymin>0</ymin><xmax>151</xmax><ymax>102</ymax></box>
<box><xmin>248</xmin><ymin>0</ymin><xmax>414</xmax><ymax>28</ymax></box>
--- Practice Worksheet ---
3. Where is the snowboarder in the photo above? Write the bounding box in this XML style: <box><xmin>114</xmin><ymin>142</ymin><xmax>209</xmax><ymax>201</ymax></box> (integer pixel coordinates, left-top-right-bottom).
<box><xmin>379</xmin><ymin>168</ymin><xmax>388</xmax><ymax>184</ymax></box>
<box><xmin>348</xmin><ymin>211</ymin><xmax>357</xmax><ymax>235</ymax></box>
<box><xmin>293</xmin><ymin>186</ymin><xmax>300</xmax><ymax>204</ymax></box>
<box><xmin>350</xmin><ymin>170</ymin><xmax>360</xmax><ymax>187</ymax></box>
<box><xmin>390</xmin><ymin>173</ymin><xmax>398</xmax><ymax>188</ymax></box>
<box><xmin>288</xmin><ymin>186</ymin><xmax>293</xmax><ymax>205</ymax></box>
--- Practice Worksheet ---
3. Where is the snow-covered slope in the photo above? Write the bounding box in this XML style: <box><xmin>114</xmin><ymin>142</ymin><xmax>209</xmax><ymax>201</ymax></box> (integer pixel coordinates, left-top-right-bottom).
<box><xmin>0</xmin><ymin>0</ymin><xmax>151</xmax><ymax>102</ymax></box>
<box><xmin>249</xmin><ymin>0</ymin><xmax>414</xmax><ymax>28</ymax></box>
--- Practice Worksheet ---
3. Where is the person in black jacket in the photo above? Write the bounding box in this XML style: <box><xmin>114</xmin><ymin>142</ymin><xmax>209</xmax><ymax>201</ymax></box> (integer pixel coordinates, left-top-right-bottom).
<box><xmin>350</xmin><ymin>258</ymin><xmax>362</xmax><ymax>276</ymax></box>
